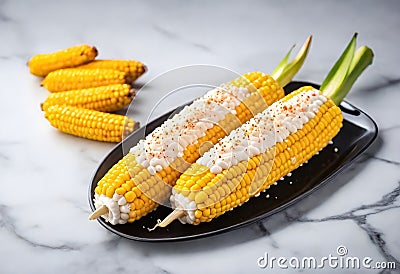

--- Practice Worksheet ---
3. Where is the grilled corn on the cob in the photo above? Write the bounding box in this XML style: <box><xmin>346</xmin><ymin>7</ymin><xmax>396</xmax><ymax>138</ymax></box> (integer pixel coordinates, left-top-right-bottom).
<box><xmin>156</xmin><ymin>34</ymin><xmax>374</xmax><ymax>228</ymax></box>
<box><xmin>28</xmin><ymin>44</ymin><xmax>98</xmax><ymax>77</ymax></box>
<box><xmin>44</xmin><ymin>105</ymin><xmax>137</xmax><ymax>142</ymax></box>
<box><xmin>88</xmin><ymin>37</ymin><xmax>313</xmax><ymax>225</ymax></box>
<box><xmin>77</xmin><ymin>60</ymin><xmax>147</xmax><ymax>82</ymax></box>
<box><xmin>41</xmin><ymin>68</ymin><xmax>129</xmax><ymax>92</ymax></box>
<box><xmin>41</xmin><ymin>84</ymin><xmax>134</xmax><ymax>112</ymax></box>
<box><xmin>167</xmin><ymin>86</ymin><xmax>342</xmax><ymax>225</ymax></box>
<box><xmin>91</xmin><ymin>73</ymin><xmax>284</xmax><ymax>224</ymax></box>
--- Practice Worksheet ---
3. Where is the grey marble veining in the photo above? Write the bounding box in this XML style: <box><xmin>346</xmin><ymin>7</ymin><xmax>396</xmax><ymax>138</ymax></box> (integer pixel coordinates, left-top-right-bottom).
<box><xmin>1</xmin><ymin>0</ymin><xmax>399</xmax><ymax>273</ymax></box>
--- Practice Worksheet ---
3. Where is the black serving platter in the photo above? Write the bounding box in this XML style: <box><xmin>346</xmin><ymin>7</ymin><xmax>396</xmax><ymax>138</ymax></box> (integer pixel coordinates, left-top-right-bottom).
<box><xmin>88</xmin><ymin>81</ymin><xmax>378</xmax><ymax>242</ymax></box>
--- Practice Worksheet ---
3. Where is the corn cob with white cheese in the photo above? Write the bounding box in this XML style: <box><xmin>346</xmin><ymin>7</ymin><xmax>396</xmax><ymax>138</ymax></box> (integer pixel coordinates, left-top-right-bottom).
<box><xmin>166</xmin><ymin>86</ymin><xmax>342</xmax><ymax>224</ymax></box>
<box><xmin>89</xmin><ymin>37</ymin><xmax>312</xmax><ymax>224</ymax></box>
<box><xmin>156</xmin><ymin>34</ymin><xmax>374</xmax><ymax>227</ymax></box>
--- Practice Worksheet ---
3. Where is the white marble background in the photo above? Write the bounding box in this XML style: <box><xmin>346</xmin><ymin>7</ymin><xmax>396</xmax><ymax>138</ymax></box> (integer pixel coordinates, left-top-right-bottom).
<box><xmin>1</xmin><ymin>0</ymin><xmax>399</xmax><ymax>273</ymax></box>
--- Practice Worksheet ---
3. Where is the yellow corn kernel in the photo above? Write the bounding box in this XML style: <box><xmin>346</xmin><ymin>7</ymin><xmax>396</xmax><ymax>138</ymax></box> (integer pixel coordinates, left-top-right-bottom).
<box><xmin>194</xmin><ymin>210</ymin><xmax>202</xmax><ymax>219</ymax></box>
<box><xmin>116</xmin><ymin>187</ymin><xmax>126</xmax><ymax>195</ymax></box>
<box><xmin>28</xmin><ymin>44</ymin><xmax>98</xmax><ymax>77</ymax></box>
<box><xmin>106</xmin><ymin>186</ymin><xmax>115</xmax><ymax>198</ymax></box>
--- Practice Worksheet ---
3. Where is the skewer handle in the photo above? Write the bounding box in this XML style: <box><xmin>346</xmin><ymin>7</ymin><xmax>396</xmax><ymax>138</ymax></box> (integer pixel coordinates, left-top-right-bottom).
<box><xmin>148</xmin><ymin>209</ymin><xmax>186</xmax><ymax>231</ymax></box>
<box><xmin>88</xmin><ymin>205</ymin><xmax>109</xmax><ymax>220</ymax></box>
<box><xmin>158</xmin><ymin>209</ymin><xmax>185</xmax><ymax>227</ymax></box>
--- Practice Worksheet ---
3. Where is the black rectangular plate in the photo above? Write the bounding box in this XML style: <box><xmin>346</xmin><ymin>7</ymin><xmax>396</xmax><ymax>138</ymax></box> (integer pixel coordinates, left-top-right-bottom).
<box><xmin>88</xmin><ymin>81</ymin><xmax>378</xmax><ymax>242</ymax></box>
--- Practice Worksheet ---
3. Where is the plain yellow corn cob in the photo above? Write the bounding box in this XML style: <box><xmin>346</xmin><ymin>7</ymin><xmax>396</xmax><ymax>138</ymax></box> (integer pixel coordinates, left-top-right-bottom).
<box><xmin>41</xmin><ymin>84</ymin><xmax>134</xmax><ymax>112</ymax></box>
<box><xmin>166</xmin><ymin>86</ymin><xmax>343</xmax><ymax>225</ymax></box>
<box><xmin>90</xmin><ymin>72</ymin><xmax>285</xmax><ymax>224</ymax></box>
<box><xmin>41</xmin><ymin>68</ymin><xmax>129</xmax><ymax>92</ymax></box>
<box><xmin>77</xmin><ymin>60</ymin><xmax>147</xmax><ymax>82</ymax></box>
<box><xmin>44</xmin><ymin>105</ymin><xmax>137</xmax><ymax>142</ymax></box>
<box><xmin>28</xmin><ymin>44</ymin><xmax>98</xmax><ymax>77</ymax></box>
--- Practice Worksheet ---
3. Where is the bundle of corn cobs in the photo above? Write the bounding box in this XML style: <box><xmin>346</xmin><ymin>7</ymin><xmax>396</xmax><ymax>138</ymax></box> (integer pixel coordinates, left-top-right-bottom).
<box><xmin>28</xmin><ymin>44</ymin><xmax>146</xmax><ymax>142</ymax></box>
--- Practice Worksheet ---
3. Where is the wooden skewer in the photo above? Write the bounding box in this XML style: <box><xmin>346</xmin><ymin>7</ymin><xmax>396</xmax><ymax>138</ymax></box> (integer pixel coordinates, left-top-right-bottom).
<box><xmin>158</xmin><ymin>209</ymin><xmax>186</xmax><ymax>227</ymax></box>
<box><xmin>148</xmin><ymin>209</ymin><xmax>186</xmax><ymax>231</ymax></box>
<box><xmin>88</xmin><ymin>205</ymin><xmax>109</xmax><ymax>220</ymax></box>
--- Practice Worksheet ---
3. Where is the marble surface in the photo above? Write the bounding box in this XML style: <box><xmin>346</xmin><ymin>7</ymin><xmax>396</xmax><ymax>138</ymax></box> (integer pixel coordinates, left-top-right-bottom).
<box><xmin>1</xmin><ymin>0</ymin><xmax>399</xmax><ymax>273</ymax></box>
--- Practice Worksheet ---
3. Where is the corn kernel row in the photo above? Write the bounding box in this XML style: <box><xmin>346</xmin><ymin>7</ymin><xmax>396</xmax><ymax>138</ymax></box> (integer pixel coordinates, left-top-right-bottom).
<box><xmin>41</xmin><ymin>84</ymin><xmax>134</xmax><ymax>112</ymax></box>
<box><xmin>41</xmin><ymin>68</ymin><xmax>129</xmax><ymax>93</ymax></box>
<box><xmin>77</xmin><ymin>60</ymin><xmax>147</xmax><ymax>82</ymax></box>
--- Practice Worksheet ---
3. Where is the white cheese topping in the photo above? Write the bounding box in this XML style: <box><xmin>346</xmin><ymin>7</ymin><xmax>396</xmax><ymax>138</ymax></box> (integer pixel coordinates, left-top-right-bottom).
<box><xmin>130</xmin><ymin>84</ymin><xmax>250</xmax><ymax>175</ymax></box>
<box><xmin>198</xmin><ymin>89</ymin><xmax>327</xmax><ymax>173</ymax></box>
<box><xmin>94</xmin><ymin>193</ymin><xmax>130</xmax><ymax>225</ymax></box>
<box><xmin>170</xmin><ymin>189</ymin><xmax>196</xmax><ymax>224</ymax></box>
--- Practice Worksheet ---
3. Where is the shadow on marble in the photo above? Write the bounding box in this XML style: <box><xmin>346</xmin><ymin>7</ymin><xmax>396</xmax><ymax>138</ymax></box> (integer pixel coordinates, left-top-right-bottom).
<box><xmin>130</xmin><ymin>82</ymin><xmax>146</xmax><ymax>90</ymax></box>
<box><xmin>362</xmin><ymin>76</ymin><xmax>400</xmax><ymax>93</ymax></box>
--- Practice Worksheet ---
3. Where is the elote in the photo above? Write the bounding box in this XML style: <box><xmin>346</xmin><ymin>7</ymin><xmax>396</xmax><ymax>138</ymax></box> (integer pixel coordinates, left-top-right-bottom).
<box><xmin>156</xmin><ymin>34</ymin><xmax>374</xmax><ymax>227</ymax></box>
<box><xmin>89</xmin><ymin>37</ymin><xmax>312</xmax><ymax>224</ymax></box>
